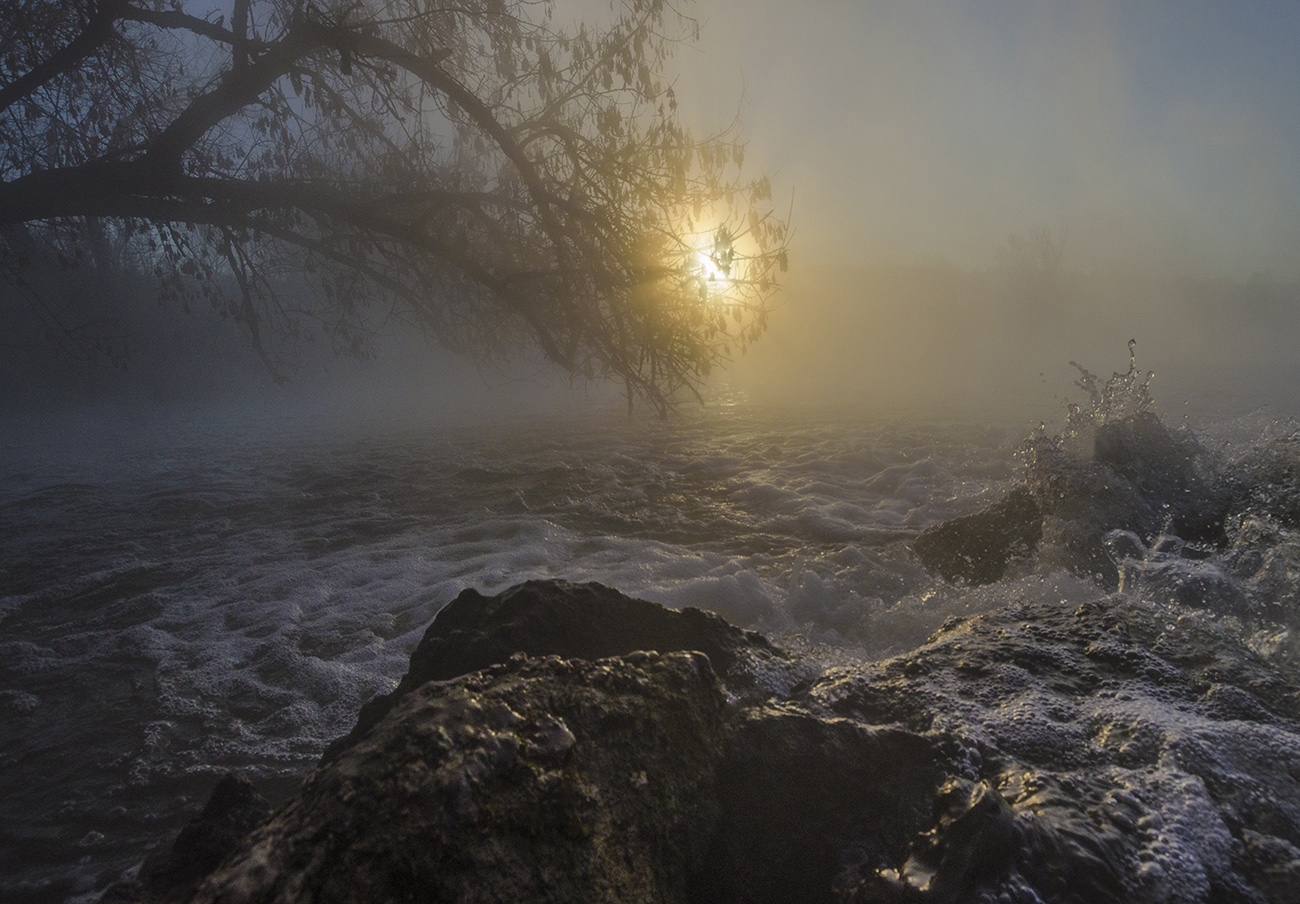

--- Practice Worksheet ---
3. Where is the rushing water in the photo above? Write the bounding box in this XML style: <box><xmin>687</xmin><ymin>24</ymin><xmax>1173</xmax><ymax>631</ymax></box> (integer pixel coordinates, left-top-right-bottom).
<box><xmin>0</xmin><ymin>399</ymin><xmax>1290</xmax><ymax>902</ymax></box>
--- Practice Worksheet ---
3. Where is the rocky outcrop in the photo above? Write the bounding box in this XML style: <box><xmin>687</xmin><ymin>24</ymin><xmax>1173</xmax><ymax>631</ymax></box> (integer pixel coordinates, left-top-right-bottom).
<box><xmin>807</xmin><ymin>594</ymin><xmax>1300</xmax><ymax>903</ymax></box>
<box><xmin>192</xmin><ymin>651</ymin><xmax>729</xmax><ymax>904</ymax></box>
<box><xmin>916</xmin><ymin>412</ymin><xmax>1230</xmax><ymax>588</ymax></box>
<box><xmin>104</xmin><ymin>579</ymin><xmax>1300</xmax><ymax>903</ymax></box>
<box><xmin>322</xmin><ymin>579</ymin><xmax>784</xmax><ymax>764</ymax></box>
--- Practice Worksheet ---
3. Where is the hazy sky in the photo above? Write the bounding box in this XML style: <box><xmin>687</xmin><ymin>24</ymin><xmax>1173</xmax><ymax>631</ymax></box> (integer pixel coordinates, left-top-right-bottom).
<box><xmin>625</xmin><ymin>0</ymin><xmax>1300</xmax><ymax>278</ymax></box>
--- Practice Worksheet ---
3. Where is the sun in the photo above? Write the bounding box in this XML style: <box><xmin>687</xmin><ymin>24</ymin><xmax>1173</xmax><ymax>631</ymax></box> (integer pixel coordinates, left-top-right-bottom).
<box><xmin>691</xmin><ymin>225</ymin><xmax>736</xmax><ymax>290</ymax></box>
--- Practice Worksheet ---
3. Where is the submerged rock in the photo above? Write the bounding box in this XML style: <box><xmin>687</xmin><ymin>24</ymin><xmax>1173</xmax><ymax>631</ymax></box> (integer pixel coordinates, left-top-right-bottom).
<box><xmin>1223</xmin><ymin>515</ymin><xmax>1300</xmax><ymax>621</ymax></box>
<box><xmin>1224</xmin><ymin>438</ymin><xmax>1300</xmax><ymax>531</ymax></box>
<box><xmin>918</xmin><ymin>412</ymin><xmax>1231</xmax><ymax>590</ymax></box>
<box><xmin>1119</xmin><ymin>553</ymin><xmax>1255</xmax><ymax>620</ymax></box>
<box><xmin>912</xmin><ymin>487</ymin><xmax>1041</xmax><ymax>585</ymax></box>
<box><xmin>1104</xmin><ymin>529</ymin><xmax>1263</xmax><ymax>621</ymax></box>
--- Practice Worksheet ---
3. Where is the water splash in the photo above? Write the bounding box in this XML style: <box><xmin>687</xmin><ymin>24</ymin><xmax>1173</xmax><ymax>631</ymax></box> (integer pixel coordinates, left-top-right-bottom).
<box><xmin>1066</xmin><ymin>338</ymin><xmax>1156</xmax><ymax>435</ymax></box>
<box><xmin>1017</xmin><ymin>340</ymin><xmax>1162</xmax><ymax>474</ymax></box>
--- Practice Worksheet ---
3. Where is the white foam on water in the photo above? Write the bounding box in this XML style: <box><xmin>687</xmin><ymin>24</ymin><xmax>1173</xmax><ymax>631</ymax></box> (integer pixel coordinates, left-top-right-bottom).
<box><xmin>3</xmin><ymin>405</ymin><xmax>1293</xmax><ymax>900</ymax></box>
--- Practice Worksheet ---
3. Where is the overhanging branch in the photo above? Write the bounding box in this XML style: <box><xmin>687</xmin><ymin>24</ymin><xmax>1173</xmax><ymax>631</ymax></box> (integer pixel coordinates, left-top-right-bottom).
<box><xmin>0</xmin><ymin>0</ymin><xmax>127</xmax><ymax>116</ymax></box>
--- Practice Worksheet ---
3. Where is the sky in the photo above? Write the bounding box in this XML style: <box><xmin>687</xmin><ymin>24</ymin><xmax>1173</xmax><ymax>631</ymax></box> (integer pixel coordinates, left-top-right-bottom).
<box><xmin>634</xmin><ymin>0</ymin><xmax>1300</xmax><ymax>279</ymax></box>
<box><xmin>11</xmin><ymin>0</ymin><xmax>1300</xmax><ymax>422</ymax></box>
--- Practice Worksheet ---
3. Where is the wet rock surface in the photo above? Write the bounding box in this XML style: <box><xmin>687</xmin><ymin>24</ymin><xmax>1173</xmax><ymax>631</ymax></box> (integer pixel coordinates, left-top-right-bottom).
<box><xmin>913</xmin><ymin>487</ymin><xmax>1042</xmax><ymax>585</ymax></box>
<box><xmin>322</xmin><ymin>579</ymin><xmax>784</xmax><ymax>764</ymax></box>
<box><xmin>101</xmin><ymin>580</ymin><xmax>1300</xmax><ymax>903</ymax></box>
<box><xmin>807</xmin><ymin>594</ymin><xmax>1300</xmax><ymax>902</ymax></box>
<box><xmin>915</xmin><ymin>412</ymin><xmax>1251</xmax><ymax>595</ymax></box>
<box><xmin>193</xmin><ymin>650</ymin><xmax>729</xmax><ymax>904</ymax></box>
<box><xmin>701</xmin><ymin>705</ymin><xmax>942</xmax><ymax>904</ymax></box>
<box><xmin>1028</xmin><ymin>412</ymin><xmax>1228</xmax><ymax>585</ymax></box>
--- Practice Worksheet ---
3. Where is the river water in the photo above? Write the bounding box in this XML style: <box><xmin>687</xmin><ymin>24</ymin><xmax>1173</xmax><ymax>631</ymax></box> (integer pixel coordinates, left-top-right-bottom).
<box><xmin>0</xmin><ymin>397</ymin><xmax>1289</xmax><ymax>902</ymax></box>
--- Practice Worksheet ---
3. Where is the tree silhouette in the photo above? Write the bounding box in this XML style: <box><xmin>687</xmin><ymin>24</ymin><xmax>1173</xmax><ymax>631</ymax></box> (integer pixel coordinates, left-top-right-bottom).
<box><xmin>996</xmin><ymin>224</ymin><xmax>1066</xmax><ymax>309</ymax></box>
<box><xmin>0</xmin><ymin>0</ymin><xmax>788</xmax><ymax>415</ymax></box>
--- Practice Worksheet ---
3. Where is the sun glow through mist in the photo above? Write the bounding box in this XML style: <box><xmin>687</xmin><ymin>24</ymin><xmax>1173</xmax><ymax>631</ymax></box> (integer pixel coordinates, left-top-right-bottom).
<box><xmin>695</xmin><ymin>247</ymin><xmax>731</xmax><ymax>284</ymax></box>
<box><xmin>696</xmin><ymin>227</ymin><xmax>735</xmax><ymax>284</ymax></box>
<box><xmin>686</xmin><ymin>225</ymin><xmax>740</xmax><ymax>303</ymax></box>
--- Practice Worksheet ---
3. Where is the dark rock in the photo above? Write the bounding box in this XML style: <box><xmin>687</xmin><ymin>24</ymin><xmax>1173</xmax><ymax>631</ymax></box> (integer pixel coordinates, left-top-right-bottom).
<box><xmin>1118</xmin><ymin>555</ymin><xmax>1256</xmax><ymax>619</ymax></box>
<box><xmin>323</xmin><ymin>579</ymin><xmax>784</xmax><ymax>763</ymax></box>
<box><xmin>1221</xmin><ymin>437</ymin><xmax>1300</xmax><ymax>531</ymax></box>
<box><xmin>1233</xmin><ymin>830</ymin><xmax>1300</xmax><ymax>904</ymax></box>
<box><xmin>1034</xmin><ymin>413</ymin><xmax>1229</xmax><ymax>578</ymax></box>
<box><xmin>700</xmin><ymin>705</ymin><xmax>942</xmax><ymax>904</ymax></box>
<box><xmin>159</xmin><ymin>774</ymin><xmax>269</xmax><ymax>891</ymax></box>
<box><xmin>1107</xmin><ymin>528</ymin><xmax>1270</xmax><ymax>622</ymax></box>
<box><xmin>918</xmin><ymin>413</ymin><xmax>1230</xmax><ymax>588</ymax></box>
<box><xmin>1093</xmin><ymin>413</ymin><xmax>1209</xmax><ymax>532</ymax></box>
<box><xmin>1104</xmin><ymin>528</ymin><xmax>1147</xmax><ymax>563</ymax></box>
<box><xmin>99</xmin><ymin>774</ymin><xmax>269</xmax><ymax>904</ymax></box>
<box><xmin>1223</xmin><ymin>515</ymin><xmax>1300</xmax><ymax>623</ymax></box>
<box><xmin>189</xmin><ymin>651</ymin><xmax>729</xmax><ymax>904</ymax></box>
<box><xmin>800</xmin><ymin>594</ymin><xmax>1300</xmax><ymax>903</ymax></box>
<box><xmin>843</xmin><ymin>778</ymin><xmax>1126</xmax><ymax>904</ymax></box>
<box><xmin>912</xmin><ymin>487</ymin><xmax>1041</xmax><ymax>585</ymax></box>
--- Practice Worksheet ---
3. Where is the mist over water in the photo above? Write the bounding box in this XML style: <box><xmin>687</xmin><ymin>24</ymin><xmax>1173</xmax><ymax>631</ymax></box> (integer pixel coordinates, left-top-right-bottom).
<box><xmin>6</xmin><ymin>257</ymin><xmax>1299</xmax><ymax>437</ymax></box>
<box><xmin>728</xmin><ymin>262</ymin><xmax>1300</xmax><ymax>423</ymax></box>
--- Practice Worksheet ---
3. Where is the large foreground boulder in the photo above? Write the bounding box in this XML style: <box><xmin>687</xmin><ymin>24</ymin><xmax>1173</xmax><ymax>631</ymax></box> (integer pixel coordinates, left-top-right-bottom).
<box><xmin>323</xmin><ymin>579</ymin><xmax>784</xmax><ymax>763</ymax></box>
<box><xmin>702</xmin><ymin>705</ymin><xmax>942</xmax><ymax>904</ymax></box>
<box><xmin>191</xmin><ymin>651</ymin><xmax>729</xmax><ymax>904</ymax></box>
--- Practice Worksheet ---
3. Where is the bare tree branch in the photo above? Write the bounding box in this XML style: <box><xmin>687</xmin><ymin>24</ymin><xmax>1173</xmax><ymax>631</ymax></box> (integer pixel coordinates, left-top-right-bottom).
<box><xmin>0</xmin><ymin>0</ymin><xmax>126</xmax><ymax>116</ymax></box>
